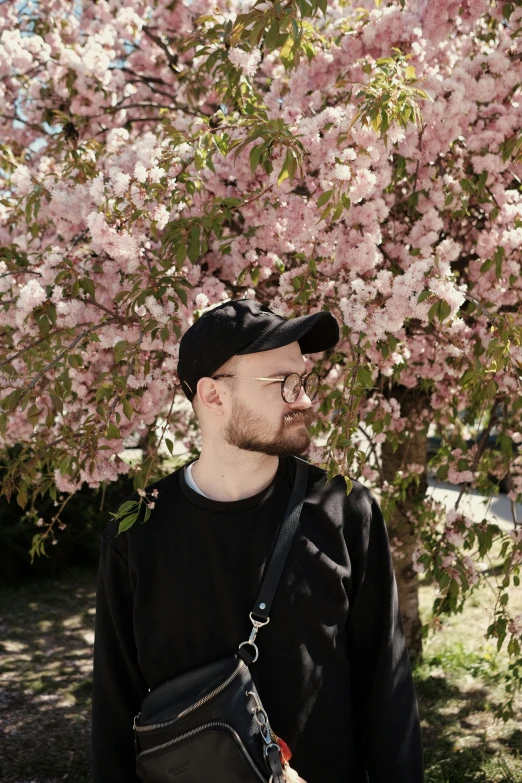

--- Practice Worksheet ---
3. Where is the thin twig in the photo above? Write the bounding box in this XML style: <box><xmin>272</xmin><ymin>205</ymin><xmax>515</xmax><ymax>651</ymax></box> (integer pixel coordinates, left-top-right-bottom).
<box><xmin>0</xmin><ymin>323</ymin><xmax>92</xmax><ymax>368</ymax></box>
<box><xmin>107</xmin><ymin>328</ymin><xmax>145</xmax><ymax>419</ymax></box>
<box><xmin>24</xmin><ymin>321</ymin><xmax>117</xmax><ymax>393</ymax></box>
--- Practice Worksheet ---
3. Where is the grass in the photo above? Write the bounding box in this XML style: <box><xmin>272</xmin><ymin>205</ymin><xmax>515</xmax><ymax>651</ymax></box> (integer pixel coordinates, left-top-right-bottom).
<box><xmin>0</xmin><ymin>566</ymin><xmax>521</xmax><ymax>782</ymax></box>
<box><xmin>415</xmin><ymin>574</ymin><xmax>522</xmax><ymax>783</ymax></box>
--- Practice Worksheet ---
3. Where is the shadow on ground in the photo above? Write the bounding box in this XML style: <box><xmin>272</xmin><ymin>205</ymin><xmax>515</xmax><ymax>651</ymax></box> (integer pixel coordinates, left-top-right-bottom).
<box><xmin>0</xmin><ymin>567</ymin><xmax>96</xmax><ymax>783</ymax></box>
<box><xmin>414</xmin><ymin>667</ymin><xmax>522</xmax><ymax>783</ymax></box>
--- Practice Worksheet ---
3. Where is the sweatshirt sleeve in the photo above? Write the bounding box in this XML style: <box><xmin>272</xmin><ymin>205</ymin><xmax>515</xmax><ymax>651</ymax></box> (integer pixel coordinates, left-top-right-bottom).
<box><xmin>345</xmin><ymin>494</ymin><xmax>424</xmax><ymax>783</ymax></box>
<box><xmin>91</xmin><ymin>531</ymin><xmax>149</xmax><ymax>783</ymax></box>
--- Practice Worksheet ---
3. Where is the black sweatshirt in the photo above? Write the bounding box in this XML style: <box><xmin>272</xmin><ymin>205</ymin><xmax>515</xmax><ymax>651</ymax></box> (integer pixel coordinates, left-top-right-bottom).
<box><xmin>91</xmin><ymin>455</ymin><xmax>424</xmax><ymax>783</ymax></box>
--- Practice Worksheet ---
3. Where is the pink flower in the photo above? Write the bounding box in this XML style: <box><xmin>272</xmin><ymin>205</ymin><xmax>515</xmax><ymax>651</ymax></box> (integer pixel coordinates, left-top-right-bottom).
<box><xmin>110</xmin><ymin>167</ymin><xmax>130</xmax><ymax>197</ymax></box>
<box><xmin>195</xmin><ymin>292</ymin><xmax>209</xmax><ymax>309</ymax></box>
<box><xmin>153</xmin><ymin>204</ymin><xmax>170</xmax><ymax>230</ymax></box>
<box><xmin>333</xmin><ymin>164</ymin><xmax>351</xmax><ymax>181</ymax></box>
<box><xmin>134</xmin><ymin>162</ymin><xmax>148</xmax><ymax>183</ymax></box>
<box><xmin>11</xmin><ymin>164</ymin><xmax>33</xmax><ymax>196</ymax></box>
<box><xmin>89</xmin><ymin>173</ymin><xmax>105</xmax><ymax>203</ymax></box>
<box><xmin>17</xmin><ymin>279</ymin><xmax>46</xmax><ymax>314</ymax></box>
<box><xmin>446</xmin><ymin>529</ymin><xmax>464</xmax><ymax>547</ymax></box>
<box><xmin>149</xmin><ymin>166</ymin><xmax>165</xmax><ymax>184</ymax></box>
<box><xmin>508</xmin><ymin>615</ymin><xmax>522</xmax><ymax>636</ymax></box>
<box><xmin>228</xmin><ymin>47</ymin><xmax>261</xmax><ymax>78</ymax></box>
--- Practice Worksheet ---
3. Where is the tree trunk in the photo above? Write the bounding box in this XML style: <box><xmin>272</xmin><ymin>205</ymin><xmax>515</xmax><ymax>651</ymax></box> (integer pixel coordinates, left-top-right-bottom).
<box><xmin>380</xmin><ymin>387</ymin><xmax>428</xmax><ymax>665</ymax></box>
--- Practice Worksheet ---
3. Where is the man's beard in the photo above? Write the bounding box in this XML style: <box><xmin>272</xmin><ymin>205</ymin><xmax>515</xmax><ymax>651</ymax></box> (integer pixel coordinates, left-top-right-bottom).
<box><xmin>223</xmin><ymin>397</ymin><xmax>314</xmax><ymax>456</ymax></box>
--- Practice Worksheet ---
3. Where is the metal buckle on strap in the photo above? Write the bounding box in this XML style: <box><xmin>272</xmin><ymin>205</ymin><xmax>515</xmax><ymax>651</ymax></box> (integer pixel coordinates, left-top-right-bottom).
<box><xmin>238</xmin><ymin>611</ymin><xmax>270</xmax><ymax>663</ymax></box>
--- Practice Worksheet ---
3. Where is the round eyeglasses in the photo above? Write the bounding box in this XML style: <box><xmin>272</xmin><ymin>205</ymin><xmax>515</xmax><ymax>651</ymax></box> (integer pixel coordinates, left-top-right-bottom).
<box><xmin>211</xmin><ymin>371</ymin><xmax>320</xmax><ymax>404</ymax></box>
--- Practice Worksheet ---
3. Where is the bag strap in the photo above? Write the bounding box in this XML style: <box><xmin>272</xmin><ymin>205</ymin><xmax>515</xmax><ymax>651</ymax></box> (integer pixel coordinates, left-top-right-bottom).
<box><xmin>238</xmin><ymin>456</ymin><xmax>308</xmax><ymax>665</ymax></box>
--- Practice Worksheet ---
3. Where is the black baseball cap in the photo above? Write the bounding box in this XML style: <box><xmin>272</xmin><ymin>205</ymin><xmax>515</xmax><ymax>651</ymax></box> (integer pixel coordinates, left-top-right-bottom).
<box><xmin>177</xmin><ymin>298</ymin><xmax>339</xmax><ymax>401</ymax></box>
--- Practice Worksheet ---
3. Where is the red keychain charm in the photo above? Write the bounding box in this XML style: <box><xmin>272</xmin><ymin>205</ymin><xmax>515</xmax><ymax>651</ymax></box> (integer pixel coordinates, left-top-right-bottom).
<box><xmin>274</xmin><ymin>734</ymin><xmax>292</xmax><ymax>763</ymax></box>
<box><xmin>272</xmin><ymin>734</ymin><xmax>307</xmax><ymax>782</ymax></box>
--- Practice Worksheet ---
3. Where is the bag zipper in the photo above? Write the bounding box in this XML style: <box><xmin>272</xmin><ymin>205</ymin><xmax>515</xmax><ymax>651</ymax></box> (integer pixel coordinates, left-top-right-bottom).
<box><xmin>136</xmin><ymin>719</ymin><xmax>266</xmax><ymax>782</ymax></box>
<box><xmin>134</xmin><ymin>658</ymin><xmax>245</xmax><ymax>732</ymax></box>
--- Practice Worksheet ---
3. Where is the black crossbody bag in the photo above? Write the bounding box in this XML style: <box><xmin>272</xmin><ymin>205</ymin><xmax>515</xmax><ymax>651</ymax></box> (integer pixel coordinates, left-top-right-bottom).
<box><xmin>133</xmin><ymin>457</ymin><xmax>308</xmax><ymax>783</ymax></box>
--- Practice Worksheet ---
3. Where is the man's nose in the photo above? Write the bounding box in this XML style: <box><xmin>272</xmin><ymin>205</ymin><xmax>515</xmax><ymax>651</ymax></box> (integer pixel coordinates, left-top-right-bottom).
<box><xmin>290</xmin><ymin>386</ymin><xmax>313</xmax><ymax>408</ymax></box>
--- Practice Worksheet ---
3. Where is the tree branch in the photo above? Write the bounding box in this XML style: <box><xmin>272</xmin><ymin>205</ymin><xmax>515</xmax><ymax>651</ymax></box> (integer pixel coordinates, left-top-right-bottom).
<box><xmin>24</xmin><ymin>320</ymin><xmax>118</xmax><ymax>394</ymax></box>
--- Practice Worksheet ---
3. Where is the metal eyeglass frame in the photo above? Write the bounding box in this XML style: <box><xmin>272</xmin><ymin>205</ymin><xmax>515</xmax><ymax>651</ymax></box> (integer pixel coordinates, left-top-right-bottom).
<box><xmin>211</xmin><ymin>371</ymin><xmax>320</xmax><ymax>404</ymax></box>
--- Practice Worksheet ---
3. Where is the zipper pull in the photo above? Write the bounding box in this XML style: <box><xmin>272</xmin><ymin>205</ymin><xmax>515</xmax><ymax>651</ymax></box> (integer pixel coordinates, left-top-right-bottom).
<box><xmin>133</xmin><ymin>713</ymin><xmax>141</xmax><ymax>756</ymax></box>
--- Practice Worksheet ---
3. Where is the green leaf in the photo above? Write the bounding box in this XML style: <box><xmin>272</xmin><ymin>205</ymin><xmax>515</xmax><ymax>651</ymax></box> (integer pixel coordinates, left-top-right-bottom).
<box><xmin>47</xmin><ymin>304</ymin><xmax>57</xmax><ymax>325</ymax></box>
<box><xmin>106</xmin><ymin>422</ymin><xmax>121</xmax><ymax>439</ymax></box>
<box><xmin>118</xmin><ymin>512</ymin><xmax>139</xmax><ymax>534</ymax></box>
<box><xmin>68</xmin><ymin>353</ymin><xmax>82</xmax><ymax>369</ymax></box>
<box><xmin>110</xmin><ymin>500</ymin><xmax>139</xmax><ymax>520</ymax></box>
<box><xmin>317</xmin><ymin>0</ymin><xmax>327</xmax><ymax>16</ymax></box>
<box><xmin>427</xmin><ymin>301</ymin><xmax>440</xmax><ymax>323</ymax></box>
<box><xmin>82</xmin><ymin>277</ymin><xmax>95</xmax><ymax>298</ymax></box>
<box><xmin>344</xmin><ymin>476</ymin><xmax>353</xmax><ymax>496</ymax></box>
<box><xmin>317</xmin><ymin>190</ymin><xmax>333</xmax><ymax>207</ymax></box>
<box><xmin>494</xmin><ymin>247</ymin><xmax>504</xmax><ymax>280</ymax></box>
<box><xmin>175</xmin><ymin>285</ymin><xmax>188</xmax><ymax>307</ymax></box>
<box><xmin>95</xmin><ymin>385</ymin><xmax>112</xmax><ymax>403</ymax></box>
<box><xmin>2</xmin><ymin>389</ymin><xmax>22</xmax><ymax>412</ymax></box>
<box><xmin>122</xmin><ymin>398</ymin><xmax>133</xmax><ymax>420</ymax></box>
<box><xmin>484</xmin><ymin>378</ymin><xmax>498</xmax><ymax>398</ymax></box>
<box><xmin>265</xmin><ymin>20</ymin><xmax>280</xmax><ymax>49</ymax></box>
<box><xmin>477</xmin><ymin>170</ymin><xmax>488</xmax><ymax>193</ymax></box>
<box><xmin>332</xmin><ymin>201</ymin><xmax>343</xmax><ymax>221</ymax></box>
<box><xmin>165</xmin><ymin>438</ymin><xmax>174</xmax><ymax>455</ymax></box>
<box><xmin>17</xmin><ymin>490</ymin><xmax>28</xmax><ymax>510</ymax></box>
<box><xmin>438</xmin><ymin>300</ymin><xmax>451</xmax><ymax>321</ymax></box>
<box><xmin>357</xmin><ymin>366</ymin><xmax>373</xmax><ymax>387</ymax></box>
<box><xmin>278</xmin><ymin>149</ymin><xmax>297</xmax><ymax>186</ymax></box>
<box><xmin>417</xmin><ymin>289</ymin><xmax>431</xmax><ymax>303</ymax></box>
<box><xmin>222</xmin><ymin>197</ymin><xmax>243</xmax><ymax>206</ymax></box>
<box><xmin>187</xmin><ymin>225</ymin><xmax>201</xmax><ymax>263</ymax></box>
<box><xmin>318</xmin><ymin>203</ymin><xmax>333</xmax><ymax>222</ymax></box>
<box><xmin>27</xmin><ymin>403</ymin><xmax>42</xmax><ymax>427</ymax></box>
<box><xmin>37</xmin><ymin>315</ymin><xmax>50</xmax><ymax>336</ymax></box>
<box><xmin>249</xmin><ymin>145</ymin><xmax>264</xmax><ymax>173</ymax></box>
<box><xmin>175</xmin><ymin>244</ymin><xmax>186</xmax><ymax>265</ymax></box>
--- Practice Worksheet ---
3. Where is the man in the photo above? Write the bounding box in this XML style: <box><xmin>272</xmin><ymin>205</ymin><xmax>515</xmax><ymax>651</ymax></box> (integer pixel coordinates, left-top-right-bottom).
<box><xmin>91</xmin><ymin>298</ymin><xmax>424</xmax><ymax>783</ymax></box>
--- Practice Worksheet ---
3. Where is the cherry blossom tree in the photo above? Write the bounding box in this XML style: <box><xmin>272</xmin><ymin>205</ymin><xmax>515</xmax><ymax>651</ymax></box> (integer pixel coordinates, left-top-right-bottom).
<box><xmin>1</xmin><ymin>0</ymin><xmax>522</xmax><ymax>715</ymax></box>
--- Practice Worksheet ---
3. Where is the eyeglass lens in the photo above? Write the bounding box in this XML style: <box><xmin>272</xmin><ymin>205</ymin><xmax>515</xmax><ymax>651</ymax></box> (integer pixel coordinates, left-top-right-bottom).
<box><xmin>283</xmin><ymin>372</ymin><xmax>319</xmax><ymax>403</ymax></box>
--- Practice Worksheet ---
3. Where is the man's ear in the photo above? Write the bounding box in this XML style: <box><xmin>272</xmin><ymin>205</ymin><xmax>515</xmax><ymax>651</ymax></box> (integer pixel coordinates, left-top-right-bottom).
<box><xmin>196</xmin><ymin>376</ymin><xmax>226</xmax><ymax>415</ymax></box>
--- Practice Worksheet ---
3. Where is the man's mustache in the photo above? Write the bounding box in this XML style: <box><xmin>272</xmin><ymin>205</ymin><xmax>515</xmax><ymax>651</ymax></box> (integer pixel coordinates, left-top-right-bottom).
<box><xmin>283</xmin><ymin>411</ymin><xmax>314</xmax><ymax>426</ymax></box>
